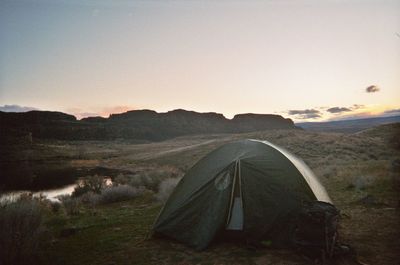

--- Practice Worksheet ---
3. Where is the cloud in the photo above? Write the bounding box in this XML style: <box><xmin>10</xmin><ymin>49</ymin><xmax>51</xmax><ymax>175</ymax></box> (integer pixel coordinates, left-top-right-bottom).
<box><xmin>366</xmin><ymin>85</ymin><xmax>380</xmax><ymax>93</ymax></box>
<box><xmin>288</xmin><ymin>109</ymin><xmax>321</xmax><ymax>119</ymax></box>
<box><xmin>299</xmin><ymin>113</ymin><xmax>321</xmax><ymax>119</ymax></box>
<box><xmin>288</xmin><ymin>109</ymin><xmax>320</xmax><ymax>115</ymax></box>
<box><xmin>0</xmin><ymin>104</ymin><xmax>39</xmax><ymax>112</ymax></box>
<box><xmin>352</xmin><ymin>104</ymin><xmax>365</xmax><ymax>110</ymax></box>
<box><xmin>383</xmin><ymin>108</ymin><xmax>400</xmax><ymax>115</ymax></box>
<box><xmin>326</xmin><ymin>107</ymin><xmax>352</xmax><ymax>113</ymax></box>
<box><xmin>287</xmin><ymin>104</ymin><xmax>366</xmax><ymax>120</ymax></box>
<box><xmin>286</xmin><ymin>104</ymin><xmax>398</xmax><ymax>122</ymax></box>
<box><xmin>327</xmin><ymin>112</ymin><xmax>373</xmax><ymax>121</ymax></box>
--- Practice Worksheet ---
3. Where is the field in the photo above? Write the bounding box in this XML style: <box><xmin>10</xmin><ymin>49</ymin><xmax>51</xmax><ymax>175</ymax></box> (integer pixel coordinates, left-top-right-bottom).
<box><xmin>1</xmin><ymin>124</ymin><xmax>399</xmax><ymax>265</ymax></box>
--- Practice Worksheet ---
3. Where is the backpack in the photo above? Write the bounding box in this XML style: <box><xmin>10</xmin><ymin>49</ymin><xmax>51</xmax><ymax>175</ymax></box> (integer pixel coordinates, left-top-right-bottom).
<box><xmin>292</xmin><ymin>201</ymin><xmax>340</xmax><ymax>260</ymax></box>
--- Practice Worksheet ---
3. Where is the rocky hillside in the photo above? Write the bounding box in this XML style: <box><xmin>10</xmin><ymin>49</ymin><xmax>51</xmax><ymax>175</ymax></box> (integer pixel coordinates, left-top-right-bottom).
<box><xmin>0</xmin><ymin>109</ymin><xmax>296</xmax><ymax>141</ymax></box>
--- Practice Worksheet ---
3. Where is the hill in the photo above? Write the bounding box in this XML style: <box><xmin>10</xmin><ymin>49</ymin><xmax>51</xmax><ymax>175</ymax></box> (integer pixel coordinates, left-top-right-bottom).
<box><xmin>296</xmin><ymin>115</ymin><xmax>400</xmax><ymax>133</ymax></box>
<box><xmin>0</xmin><ymin>109</ymin><xmax>295</xmax><ymax>141</ymax></box>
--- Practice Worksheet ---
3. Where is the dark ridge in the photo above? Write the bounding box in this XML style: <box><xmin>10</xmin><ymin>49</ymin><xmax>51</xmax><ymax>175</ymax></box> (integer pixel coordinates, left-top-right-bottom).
<box><xmin>231</xmin><ymin>113</ymin><xmax>295</xmax><ymax>131</ymax></box>
<box><xmin>0</xmin><ymin>109</ymin><xmax>296</xmax><ymax>142</ymax></box>
<box><xmin>109</xmin><ymin>109</ymin><xmax>158</xmax><ymax>121</ymax></box>
<box><xmin>0</xmin><ymin>110</ymin><xmax>76</xmax><ymax>123</ymax></box>
<box><xmin>81</xmin><ymin>116</ymin><xmax>107</xmax><ymax>123</ymax></box>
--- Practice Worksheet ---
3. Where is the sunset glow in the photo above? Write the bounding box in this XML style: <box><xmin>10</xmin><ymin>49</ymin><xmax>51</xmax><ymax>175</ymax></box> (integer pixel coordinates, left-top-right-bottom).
<box><xmin>1</xmin><ymin>0</ymin><xmax>399</xmax><ymax>121</ymax></box>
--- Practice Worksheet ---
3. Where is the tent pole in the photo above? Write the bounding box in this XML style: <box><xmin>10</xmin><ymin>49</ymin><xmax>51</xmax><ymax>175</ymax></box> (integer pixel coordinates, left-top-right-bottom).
<box><xmin>238</xmin><ymin>159</ymin><xmax>242</xmax><ymax>199</ymax></box>
<box><xmin>226</xmin><ymin>160</ymin><xmax>238</xmax><ymax>226</ymax></box>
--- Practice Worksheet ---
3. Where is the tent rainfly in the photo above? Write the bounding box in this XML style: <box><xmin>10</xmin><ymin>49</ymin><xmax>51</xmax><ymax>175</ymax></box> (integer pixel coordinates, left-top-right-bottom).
<box><xmin>153</xmin><ymin>139</ymin><xmax>333</xmax><ymax>250</ymax></box>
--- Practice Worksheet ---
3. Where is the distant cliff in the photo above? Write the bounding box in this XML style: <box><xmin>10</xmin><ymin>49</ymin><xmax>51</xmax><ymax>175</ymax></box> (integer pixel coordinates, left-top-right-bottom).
<box><xmin>0</xmin><ymin>109</ymin><xmax>296</xmax><ymax>141</ymax></box>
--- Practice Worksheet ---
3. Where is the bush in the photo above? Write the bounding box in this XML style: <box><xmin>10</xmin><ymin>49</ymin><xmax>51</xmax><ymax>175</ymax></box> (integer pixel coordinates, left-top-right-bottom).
<box><xmin>60</xmin><ymin>184</ymin><xmax>148</xmax><ymax>208</ymax></box>
<box><xmin>72</xmin><ymin>175</ymin><xmax>106</xmax><ymax>197</ymax></box>
<box><xmin>79</xmin><ymin>191</ymin><xmax>101</xmax><ymax>206</ymax></box>
<box><xmin>130</xmin><ymin>173</ymin><xmax>161</xmax><ymax>192</ymax></box>
<box><xmin>50</xmin><ymin>201</ymin><xmax>62</xmax><ymax>213</ymax></box>
<box><xmin>122</xmin><ymin>166</ymin><xmax>183</xmax><ymax>192</ymax></box>
<box><xmin>155</xmin><ymin>178</ymin><xmax>181</xmax><ymax>202</ymax></box>
<box><xmin>97</xmin><ymin>185</ymin><xmax>145</xmax><ymax>204</ymax></box>
<box><xmin>0</xmin><ymin>197</ymin><xmax>44</xmax><ymax>265</ymax></box>
<box><xmin>114</xmin><ymin>173</ymin><xmax>130</xmax><ymax>185</ymax></box>
<box><xmin>349</xmin><ymin>175</ymin><xmax>375</xmax><ymax>190</ymax></box>
<box><xmin>59</xmin><ymin>195</ymin><xmax>80</xmax><ymax>215</ymax></box>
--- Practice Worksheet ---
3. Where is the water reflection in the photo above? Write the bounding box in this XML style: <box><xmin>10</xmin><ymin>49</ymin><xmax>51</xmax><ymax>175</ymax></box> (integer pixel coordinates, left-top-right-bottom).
<box><xmin>0</xmin><ymin>184</ymin><xmax>77</xmax><ymax>203</ymax></box>
<box><xmin>0</xmin><ymin>177</ymin><xmax>113</xmax><ymax>203</ymax></box>
<box><xmin>39</xmin><ymin>184</ymin><xmax>77</xmax><ymax>201</ymax></box>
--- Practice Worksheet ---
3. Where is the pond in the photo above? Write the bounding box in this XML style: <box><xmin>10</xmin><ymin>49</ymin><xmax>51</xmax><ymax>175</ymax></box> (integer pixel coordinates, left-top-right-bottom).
<box><xmin>0</xmin><ymin>177</ymin><xmax>113</xmax><ymax>203</ymax></box>
<box><xmin>0</xmin><ymin>184</ymin><xmax>77</xmax><ymax>203</ymax></box>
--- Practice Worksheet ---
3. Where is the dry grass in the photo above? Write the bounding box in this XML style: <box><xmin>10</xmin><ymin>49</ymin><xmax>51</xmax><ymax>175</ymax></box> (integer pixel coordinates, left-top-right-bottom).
<box><xmin>0</xmin><ymin>195</ymin><xmax>45</xmax><ymax>265</ymax></box>
<box><xmin>96</xmin><ymin>185</ymin><xmax>147</xmax><ymax>204</ymax></box>
<box><xmin>3</xmin><ymin>123</ymin><xmax>400</xmax><ymax>265</ymax></box>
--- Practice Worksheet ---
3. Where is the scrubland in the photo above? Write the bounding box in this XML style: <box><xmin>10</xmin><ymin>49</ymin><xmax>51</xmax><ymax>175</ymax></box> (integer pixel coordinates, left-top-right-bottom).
<box><xmin>0</xmin><ymin>123</ymin><xmax>399</xmax><ymax>265</ymax></box>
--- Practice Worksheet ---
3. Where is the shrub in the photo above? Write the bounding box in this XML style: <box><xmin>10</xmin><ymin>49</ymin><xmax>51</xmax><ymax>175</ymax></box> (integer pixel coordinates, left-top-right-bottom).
<box><xmin>50</xmin><ymin>201</ymin><xmax>62</xmax><ymax>213</ymax></box>
<box><xmin>79</xmin><ymin>191</ymin><xmax>101</xmax><ymax>206</ymax></box>
<box><xmin>124</xmin><ymin>166</ymin><xmax>183</xmax><ymax>192</ymax></box>
<box><xmin>131</xmin><ymin>173</ymin><xmax>161</xmax><ymax>192</ymax></box>
<box><xmin>349</xmin><ymin>175</ymin><xmax>375</xmax><ymax>191</ymax></box>
<box><xmin>114</xmin><ymin>173</ymin><xmax>131</xmax><ymax>185</ymax></box>
<box><xmin>97</xmin><ymin>185</ymin><xmax>145</xmax><ymax>204</ymax></box>
<box><xmin>72</xmin><ymin>175</ymin><xmax>106</xmax><ymax>197</ymax></box>
<box><xmin>59</xmin><ymin>195</ymin><xmax>80</xmax><ymax>215</ymax></box>
<box><xmin>155</xmin><ymin>178</ymin><xmax>181</xmax><ymax>202</ymax></box>
<box><xmin>0</xmin><ymin>197</ymin><xmax>43</xmax><ymax>265</ymax></box>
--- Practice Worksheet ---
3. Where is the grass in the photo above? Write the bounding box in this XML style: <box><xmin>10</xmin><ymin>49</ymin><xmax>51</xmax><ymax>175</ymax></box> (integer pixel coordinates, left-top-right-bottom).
<box><xmin>40</xmin><ymin>194</ymin><xmax>295</xmax><ymax>265</ymax></box>
<box><xmin>1</xmin><ymin>123</ymin><xmax>399</xmax><ymax>264</ymax></box>
<box><xmin>0</xmin><ymin>196</ymin><xmax>44</xmax><ymax>265</ymax></box>
<box><xmin>40</xmin><ymin>194</ymin><xmax>160</xmax><ymax>265</ymax></box>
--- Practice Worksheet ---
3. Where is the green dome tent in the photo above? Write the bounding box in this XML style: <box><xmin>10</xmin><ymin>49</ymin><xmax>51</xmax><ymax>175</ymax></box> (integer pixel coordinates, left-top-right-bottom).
<box><xmin>153</xmin><ymin>139</ymin><xmax>333</xmax><ymax>250</ymax></box>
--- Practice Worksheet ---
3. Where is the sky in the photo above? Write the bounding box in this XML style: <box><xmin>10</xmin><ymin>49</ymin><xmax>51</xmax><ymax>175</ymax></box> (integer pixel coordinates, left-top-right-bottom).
<box><xmin>0</xmin><ymin>0</ymin><xmax>399</xmax><ymax>121</ymax></box>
